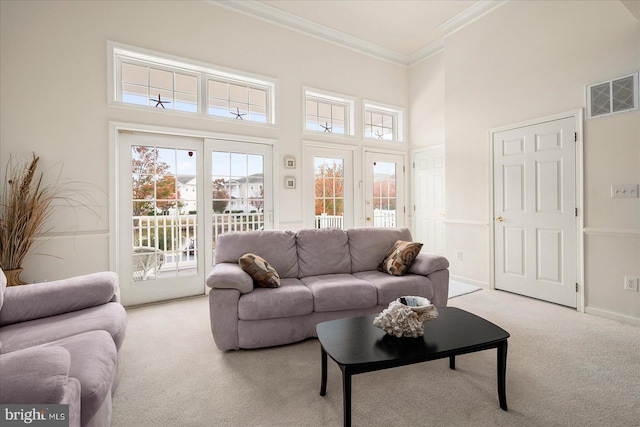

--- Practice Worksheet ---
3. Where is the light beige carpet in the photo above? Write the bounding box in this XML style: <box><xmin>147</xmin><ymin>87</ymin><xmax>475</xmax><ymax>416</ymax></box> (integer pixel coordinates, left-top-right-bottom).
<box><xmin>112</xmin><ymin>289</ymin><xmax>640</xmax><ymax>426</ymax></box>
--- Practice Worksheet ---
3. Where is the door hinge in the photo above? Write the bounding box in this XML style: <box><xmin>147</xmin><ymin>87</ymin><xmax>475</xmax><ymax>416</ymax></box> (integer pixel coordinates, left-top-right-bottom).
<box><xmin>403</xmin><ymin>165</ymin><xmax>406</xmax><ymax>173</ymax></box>
<box><xmin>412</xmin><ymin>162</ymin><xmax>415</xmax><ymax>169</ymax></box>
<box><xmin>574</xmin><ymin>132</ymin><xmax>577</xmax><ymax>142</ymax></box>
<box><xmin>576</xmin><ymin>283</ymin><xmax>579</xmax><ymax>292</ymax></box>
<box><xmin>575</xmin><ymin>207</ymin><xmax>578</xmax><ymax>217</ymax></box>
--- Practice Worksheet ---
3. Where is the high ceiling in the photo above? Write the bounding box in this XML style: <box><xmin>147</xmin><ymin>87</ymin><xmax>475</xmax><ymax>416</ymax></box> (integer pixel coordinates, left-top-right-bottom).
<box><xmin>261</xmin><ymin>0</ymin><xmax>477</xmax><ymax>56</ymax></box>
<box><xmin>210</xmin><ymin>0</ymin><xmax>506</xmax><ymax>65</ymax></box>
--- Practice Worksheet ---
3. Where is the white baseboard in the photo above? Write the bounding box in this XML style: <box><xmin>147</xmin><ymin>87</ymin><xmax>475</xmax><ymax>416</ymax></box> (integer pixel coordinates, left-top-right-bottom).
<box><xmin>449</xmin><ymin>275</ymin><xmax>488</xmax><ymax>289</ymax></box>
<box><xmin>585</xmin><ymin>306</ymin><xmax>640</xmax><ymax>327</ymax></box>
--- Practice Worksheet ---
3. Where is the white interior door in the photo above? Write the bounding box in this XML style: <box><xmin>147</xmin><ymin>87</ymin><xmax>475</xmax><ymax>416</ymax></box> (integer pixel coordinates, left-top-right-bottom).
<box><xmin>412</xmin><ymin>147</ymin><xmax>445</xmax><ymax>254</ymax></box>
<box><xmin>364</xmin><ymin>152</ymin><xmax>405</xmax><ymax>228</ymax></box>
<box><xmin>493</xmin><ymin>117</ymin><xmax>577</xmax><ymax>307</ymax></box>
<box><xmin>118</xmin><ymin>132</ymin><xmax>205</xmax><ymax>306</ymax></box>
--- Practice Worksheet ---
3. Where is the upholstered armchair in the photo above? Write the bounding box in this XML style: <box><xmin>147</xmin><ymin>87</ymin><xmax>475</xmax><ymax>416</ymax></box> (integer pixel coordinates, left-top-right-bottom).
<box><xmin>0</xmin><ymin>268</ymin><xmax>127</xmax><ymax>427</ymax></box>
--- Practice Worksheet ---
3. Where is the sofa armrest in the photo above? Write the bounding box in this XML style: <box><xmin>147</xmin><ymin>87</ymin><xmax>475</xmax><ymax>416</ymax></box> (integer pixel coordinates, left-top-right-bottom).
<box><xmin>0</xmin><ymin>272</ymin><xmax>120</xmax><ymax>326</ymax></box>
<box><xmin>0</xmin><ymin>346</ymin><xmax>71</xmax><ymax>404</ymax></box>
<box><xmin>408</xmin><ymin>253</ymin><xmax>449</xmax><ymax>276</ymax></box>
<box><xmin>206</xmin><ymin>263</ymin><xmax>254</xmax><ymax>294</ymax></box>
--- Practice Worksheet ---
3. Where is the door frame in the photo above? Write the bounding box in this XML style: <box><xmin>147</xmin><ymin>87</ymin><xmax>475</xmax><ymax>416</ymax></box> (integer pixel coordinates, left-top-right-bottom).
<box><xmin>488</xmin><ymin>109</ymin><xmax>584</xmax><ymax>312</ymax></box>
<box><xmin>109</xmin><ymin>121</ymin><xmax>277</xmax><ymax>305</ymax></box>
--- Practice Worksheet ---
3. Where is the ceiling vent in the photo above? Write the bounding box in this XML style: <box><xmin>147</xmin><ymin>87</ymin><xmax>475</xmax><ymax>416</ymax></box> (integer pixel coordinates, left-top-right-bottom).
<box><xmin>586</xmin><ymin>72</ymin><xmax>638</xmax><ymax>119</ymax></box>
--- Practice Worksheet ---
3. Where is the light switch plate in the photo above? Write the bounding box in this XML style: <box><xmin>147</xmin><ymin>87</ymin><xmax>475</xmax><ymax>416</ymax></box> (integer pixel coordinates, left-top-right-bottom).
<box><xmin>611</xmin><ymin>185</ymin><xmax>639</xmax><ymax>198</ymax></box>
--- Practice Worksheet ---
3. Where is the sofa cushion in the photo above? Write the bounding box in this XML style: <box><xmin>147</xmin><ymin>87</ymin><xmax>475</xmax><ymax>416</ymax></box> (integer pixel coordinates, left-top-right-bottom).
<box><xmin>239</xmin><ymin>253</ymin><xmax>280</xmax><ymax>288</ymax></box>
<box><xmin>0</xmin><ymin>345</ymin><xmax>72</xmax><ymax>404</ymax></box>
<box><xmin>300</xmin><ymin>274</ymin><xmax>377</xmax><ymax>312</ymax></box>
<box><xmin>296</xmin><ymin>228</ymin><xmax>351</xmax><ymax>278</ymax></box>
<box><xmin>214</xmin><ymin>230</ymin><xmax>299</xmax><ymax>278</ymax></box>
<box><xmin>238</xmin><ymin>278</ymin><xmax>313</xmax><ymax>320</ymax></box>
<box><xmin>0</xmin><ymin>302</ymin><xmax>127</xmax><ymax>354</ymax></box>
<box><xmin>347</xmin><ymin>228</ymin><xmax>413</xmax><ymax>273</ymax></box>
<box><xmin>354</xmin><ymin>271</ymin><xmax>434</xmax><ymax>306</ymax></box>
<box><xmin>378</xmin><ymin>240</ymin><xmax>423</xmax><ymax>276</ymax></box>
<box><xmin>43</xmin><ymin>330</ymin><xmax>116</xmax><ymax>427</ymax></box>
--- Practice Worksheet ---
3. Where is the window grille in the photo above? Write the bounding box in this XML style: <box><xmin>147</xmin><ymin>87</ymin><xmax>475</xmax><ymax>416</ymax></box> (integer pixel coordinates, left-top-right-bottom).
<box><xmin>304</xmin><ymin>88</ymin><xmax>354</xmax><ymax>136</ymax></box>
<box><xmin>363</xmin><ymin>101</ymin><xmax>403</xmax><ymax>142</ymax></box>
<box><xmin>111</xmin><ymin>43</ymin><xmax>275</xmax><ymax>124</ymax></box>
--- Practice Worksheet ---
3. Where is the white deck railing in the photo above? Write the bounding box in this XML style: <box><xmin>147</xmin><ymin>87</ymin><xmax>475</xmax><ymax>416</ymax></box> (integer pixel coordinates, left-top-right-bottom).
<box><xmin>132</xmin><ymin>210</ymin><xmax>395</xmax><ymax>280</ymax></box>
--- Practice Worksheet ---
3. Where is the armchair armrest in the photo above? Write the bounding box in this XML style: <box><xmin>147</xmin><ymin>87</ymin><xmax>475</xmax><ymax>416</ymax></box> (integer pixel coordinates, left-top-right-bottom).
<box><xmin>206</xmin><ymin>263</ymin><xmax>254</xmax><ymax>294</ymax></box>
<box><xmin>0</xmin><ymin>346</ymin><xmax>71</xmax><ymax>404</ymax></box>
<box><xmin>408</xmin><ymin>253</ymin><xmax>449</xmax><ymax>276</ymax></box>
<box><xmin>0</xmin><ymin>272</ymin><xmax>120</xmax><ymax>326</ymax></box>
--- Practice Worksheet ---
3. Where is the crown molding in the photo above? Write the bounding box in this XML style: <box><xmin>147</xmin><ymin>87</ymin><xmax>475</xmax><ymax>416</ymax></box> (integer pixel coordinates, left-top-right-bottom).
<box><xmin>439</xmin><ymin>0</ymin><xmax>508</xmax><ymax>36</ymax></box>
<box><xmin>206</xmin><ymin>0</ymin><xmax>507</xmax><ymax>67</ymax></box>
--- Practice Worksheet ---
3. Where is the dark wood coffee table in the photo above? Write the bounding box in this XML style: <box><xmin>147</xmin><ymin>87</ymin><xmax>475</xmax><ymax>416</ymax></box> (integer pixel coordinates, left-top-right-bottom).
<box><xmin>316</xmin><ymin>307</ymin><xmax>510</xmax><ymax>427</ymax></box>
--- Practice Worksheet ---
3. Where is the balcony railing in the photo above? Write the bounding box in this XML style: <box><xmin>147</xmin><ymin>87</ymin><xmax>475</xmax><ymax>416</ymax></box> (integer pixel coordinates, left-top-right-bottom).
<box><xmin>131</xmin><ymin>210</ymin><xmax>395</xmax><ymax>281</ymax></box>
<box><xmin>132</xmin><ymin>213</ymin><xmax>264</xmax><ymax>281</ymax></box>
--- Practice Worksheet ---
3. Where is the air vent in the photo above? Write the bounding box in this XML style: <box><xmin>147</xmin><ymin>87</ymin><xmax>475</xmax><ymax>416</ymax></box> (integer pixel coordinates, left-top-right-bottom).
<box><xmin>586</xmin><ymin>72</ymin><xmax>638</xmax><ymax>119</ymax></box>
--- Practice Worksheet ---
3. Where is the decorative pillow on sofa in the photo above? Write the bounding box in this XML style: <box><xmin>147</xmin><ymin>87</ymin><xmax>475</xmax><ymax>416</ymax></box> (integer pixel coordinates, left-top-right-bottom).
<box><xmin>238</xmin><ymin>253</ymin><xmax>281</xmax><ymax>288</ymax></box>
<box><xmin>378</xmin><ymin>240</ymin><xmax>423</xmax><ymax>276</ymax></box>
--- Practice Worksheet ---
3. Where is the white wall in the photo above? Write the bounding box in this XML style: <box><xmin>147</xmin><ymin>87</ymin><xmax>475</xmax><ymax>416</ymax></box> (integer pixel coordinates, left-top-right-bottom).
<box><xmin>409</xmin><ymin>0</ymin><xmax>640</xmax><ymax>322</ymax></box>
<box><xmin>0</xmin><ymin>1</ymin><xmax>407</xmax><ymax>282</ymax></box>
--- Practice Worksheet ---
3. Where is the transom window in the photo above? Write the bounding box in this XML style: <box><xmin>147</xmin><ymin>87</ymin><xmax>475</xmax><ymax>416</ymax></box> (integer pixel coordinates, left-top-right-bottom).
<box><xmin>208</xmin><ymin>80</ymin><xmax>269</xmax><ymax>123</ymax></box>
<box><xmin>304</xmin><ymin>88</ymin><xmax>354</xmax><ymax>136</ymax></box>
<box><xmin>121</xmin><ymin>61</ymin><xmax>198</xmax><ymax>112</ymax></box>
<box><xmin>363</xmin><ymin>102</ymin><xmax>404</xmax><ymax>142</ymax></box>
<box><xmin>111</xmin><ymin>43</ymin><xmax>275</xmax><ymax>124</ymax></box>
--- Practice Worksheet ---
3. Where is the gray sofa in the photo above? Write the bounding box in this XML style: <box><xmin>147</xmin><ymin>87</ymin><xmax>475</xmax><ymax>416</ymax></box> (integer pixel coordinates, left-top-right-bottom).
<box><xmin>206</xmin><ymin>227</ymin><xmax>449</xmax><ymax>351</ymax></box>
<box><xmin>0</xmin><ymin>268</ymin><xmax>127</xmax><ymax>427</ymax></box>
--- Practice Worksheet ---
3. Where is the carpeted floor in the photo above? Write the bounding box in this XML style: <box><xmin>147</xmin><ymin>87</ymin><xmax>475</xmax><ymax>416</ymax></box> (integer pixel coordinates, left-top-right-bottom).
<box><xmin>112</xmin><ymin>289</ymin><xmax>640</xmax><ymax>427</ymax></box>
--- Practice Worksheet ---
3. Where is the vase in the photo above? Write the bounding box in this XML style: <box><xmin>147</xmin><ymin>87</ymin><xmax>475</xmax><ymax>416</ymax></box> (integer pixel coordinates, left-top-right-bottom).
<box><xmin>4</xmin><ymin>268</ymin><xmax>27</xmax><ymax>286</ymax></box>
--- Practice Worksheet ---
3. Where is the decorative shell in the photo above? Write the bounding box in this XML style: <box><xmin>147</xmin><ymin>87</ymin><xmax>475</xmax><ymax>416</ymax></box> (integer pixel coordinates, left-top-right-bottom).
<box><xmin>373</xmin><ymin>297</ymin><xmax>439</xmax><ymax>338</ymax></box>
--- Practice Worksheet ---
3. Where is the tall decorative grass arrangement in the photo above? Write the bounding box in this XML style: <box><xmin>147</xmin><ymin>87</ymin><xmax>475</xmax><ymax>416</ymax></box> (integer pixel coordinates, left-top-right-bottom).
<box><xmin>0</xmin><ymin>153</ymin><xmax>60</xmax><ymax>285</ymax></box>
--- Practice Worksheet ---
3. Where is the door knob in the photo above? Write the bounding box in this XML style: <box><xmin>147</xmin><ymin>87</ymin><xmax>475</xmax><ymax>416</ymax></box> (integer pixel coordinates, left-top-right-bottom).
<box><xmin>366</xmin><ymin>217</ymin><xmax>372</xmax><ymax>221</ymax></box>
<box><xmin>496</xmin><ymin>216</ymin><xmax>504</xmax><ymax>222</ymax></box>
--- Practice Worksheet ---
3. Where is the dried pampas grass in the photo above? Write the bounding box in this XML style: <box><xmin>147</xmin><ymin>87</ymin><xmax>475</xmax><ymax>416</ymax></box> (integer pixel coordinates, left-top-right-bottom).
<box><xmin>0</xmin><ymin>153</ymin><xmax>97</xmax><ymax>284</ymax></box>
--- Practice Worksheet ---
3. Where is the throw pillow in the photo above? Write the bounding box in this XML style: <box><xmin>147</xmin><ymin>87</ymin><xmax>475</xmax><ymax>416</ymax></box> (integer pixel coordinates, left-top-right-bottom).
<box><xmin>378</xmin><ymin>240</ymin><xmax>423</xmax><ymax>276</ymax></box>
<box><xmin>238</xmin><ymin>253</ymin><xmax>281</xmax><ymax>288</ymax></box>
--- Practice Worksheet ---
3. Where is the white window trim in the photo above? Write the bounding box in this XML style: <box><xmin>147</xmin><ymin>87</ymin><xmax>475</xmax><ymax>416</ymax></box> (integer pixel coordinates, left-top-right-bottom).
<box><xmin>363</xmin><ymin>100</ymin><xmax>405</xmax><ymax>143</ymax></box>
<box><xmin>303</xmin><ymin>87</ymin><xmax>356</xmax><ymax>137</ymax></box>
<box><xmin>108</xmin><ymin>41</ymin><xmax>277</xmax><ymax>125</ymax></box>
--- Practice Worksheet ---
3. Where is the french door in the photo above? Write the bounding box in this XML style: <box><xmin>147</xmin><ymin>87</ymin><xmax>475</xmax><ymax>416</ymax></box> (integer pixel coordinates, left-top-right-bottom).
<box><xmin>117</xmin><ymin>131</ymin><xmax>272</xmax><ymax>306</ymax></box>
<box><xmin>303</xmin><ymin>145</ymin><xmax>354</xmax><ymax>229</ymax></box>
<box><xmin>364</xmin><ymin>152</ymin><xmax>405</xmax><ymax>228</ymax></box>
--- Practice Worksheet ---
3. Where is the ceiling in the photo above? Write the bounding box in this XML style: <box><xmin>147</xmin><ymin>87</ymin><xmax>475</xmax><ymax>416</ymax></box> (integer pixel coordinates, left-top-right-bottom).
<box><xmin>210</xmin><ymin>0</ymin><xmax>507</xmax><ymax>66</ymax></box>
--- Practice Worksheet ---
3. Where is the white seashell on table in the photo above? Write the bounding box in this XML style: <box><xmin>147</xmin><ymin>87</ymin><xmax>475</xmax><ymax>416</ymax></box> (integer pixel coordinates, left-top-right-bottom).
<box><xmin>373</xmin><ymin>296</ymin><xmax>439</xmax><ymax>338</ymax></box>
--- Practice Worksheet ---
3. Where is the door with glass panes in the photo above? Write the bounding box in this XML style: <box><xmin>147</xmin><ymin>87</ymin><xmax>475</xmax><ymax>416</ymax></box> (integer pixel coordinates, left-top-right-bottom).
<box><xmin>304</xmin><ymin>145</ymin><xmax>353</xmax><ymax>229</ymax></box>
<box><xmin>117</xmin><ymin>132</ymin><xmax>272</xmax><ymax>306</ymax></box>
<box><xmin>364</xmin><ymin>152</ymin><xmax>405</xmax><ymax>228</ymax></box>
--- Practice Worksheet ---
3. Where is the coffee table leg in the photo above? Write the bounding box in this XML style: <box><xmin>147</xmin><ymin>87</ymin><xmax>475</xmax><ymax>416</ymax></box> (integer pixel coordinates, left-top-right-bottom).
<box><xmin>497</xmin><ymin>340</ymin><xmax>508</xmax><ymax>411</ymax></box>
<box><xmin>449</xmin><ymin>355</ymin><xmax>456</xmax><ymax>370</ymax></box>
<box><xmin>342</xmin><ymin>369</ymin><xmax>352</xmax><ymax>427</ymax></box>
<box><xmin>320</xmin><ymin>347</ymin><xmax>327</xmax><ymax>396</ymax></box>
